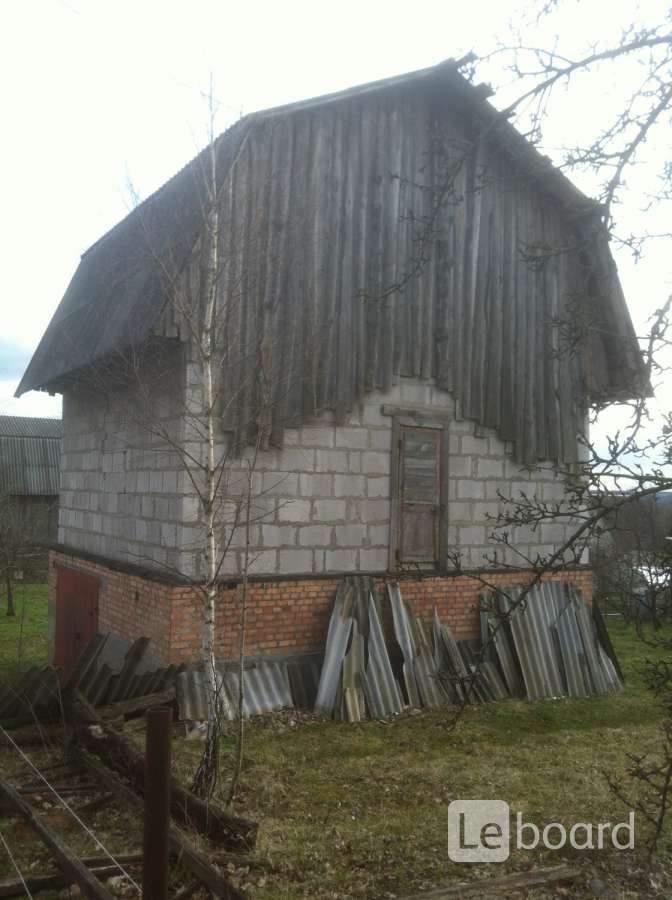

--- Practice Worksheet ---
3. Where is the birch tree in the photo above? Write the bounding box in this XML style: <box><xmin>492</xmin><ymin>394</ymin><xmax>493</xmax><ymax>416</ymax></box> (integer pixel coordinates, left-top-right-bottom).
<box><xmin>110</xmin><ymin>94</ymin><xmax>284</xmax><ymax>800</ymax></box>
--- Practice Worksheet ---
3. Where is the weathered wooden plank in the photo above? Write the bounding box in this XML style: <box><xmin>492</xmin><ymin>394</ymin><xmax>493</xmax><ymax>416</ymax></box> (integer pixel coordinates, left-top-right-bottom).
<box><xmin>0</xmin><ymin>777</ymin><xmax>115</xmax><ymax>900</ymax></box>
<box><xmin>401</xmin><ymin>864</ymin><xmax>579</xmax><ymax>898</ymax></box>
<box><xmin>77</xmin><ymin>725</ymin><xmax>257</xmax><ymax>849</ymax></box>
<box><xmin>97</xmin><ymin>687</ymin><xmax>176</xmax><ymax>720</ymax></box>
<box><xmin>73</xmin><ymin>749</ymin><xmax>245</xmax><ymax>900</ymax></box>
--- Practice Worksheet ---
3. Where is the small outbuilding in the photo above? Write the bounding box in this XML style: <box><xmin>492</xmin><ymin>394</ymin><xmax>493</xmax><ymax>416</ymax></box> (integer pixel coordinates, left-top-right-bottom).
<box><xmin>0</xmin><ymin>415</ymin><xmax>61</xmax><ymax>580</ymax></box>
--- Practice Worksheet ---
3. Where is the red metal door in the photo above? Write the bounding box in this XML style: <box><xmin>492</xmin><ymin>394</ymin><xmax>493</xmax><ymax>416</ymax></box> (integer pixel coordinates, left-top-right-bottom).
<box><xmin>55</xmin><ymin>567</ymin><xmax>100</xmax><ymax>675</ymax></box>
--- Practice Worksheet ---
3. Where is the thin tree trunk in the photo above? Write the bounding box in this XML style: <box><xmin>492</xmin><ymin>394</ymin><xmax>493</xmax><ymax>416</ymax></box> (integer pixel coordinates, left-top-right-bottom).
<box><xmin>192</xmin><ymin>125</ymin><xmax>225</xmax><ymax>801</ymax></box>
<box><xmin>227</xmin><ymin>457</ymin><xmax>254</xmax><ymax>807</ymax></box>
<box><xmin>5</xmin><ymin>569</ymin><xmax>14</xmax><ymax>617</ymax></box>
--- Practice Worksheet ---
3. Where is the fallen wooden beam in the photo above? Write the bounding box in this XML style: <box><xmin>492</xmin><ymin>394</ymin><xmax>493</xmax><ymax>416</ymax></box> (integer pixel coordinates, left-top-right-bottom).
<box><xmin>401</xmin><ymin>865</ymin><xmax>580</xmax><ymax>898</ymax></box>
<box><xmin>0</xmin><ymin>776</ymin><xmax>115</xmax><ymax>900</ymax></box>
<box><xmin>96</xmin><ymin>687</ymin><xmax>176</xmax><ymax>720</ymax></box>
<box><xmin>0</xmin><ymin>854</ymin><xmax>141</xmax><ymax>898</ymax></box>
<box><xmin>67</xmin><ymin>689</ymin><xmax>103</xmax><ymax>725</ymax></box>
<box><xmin>0</xmin><ymin>722</ymin><xmax>71</xmax><ymax>747</ymax></box>
<box><xmin>78</xmin><ymin>724</ymin><xmax>257</xmax><ymax>849</ymax></box>
<box><xmin>171</xmin><ymin>879</ymin><xmax>201</xmax><ymax>900</ymax></box>
<box><xmin>0</xmin><ymin>864</ymin><xmax>139</xmax><ymax>899</ymax></box>
<box><xmin>18</xmin><ymin>781</ymin><xmax>98</xmax><ymax>795</ymax></box>
<box><xmin>75</xmin><ymin>792</ymin><xmax>117</xmax><ymax>815</ymax></box>
<box><xmin>77</xmin><ymin>852</ymin><xmax>143</xmax><ymax>868</ymax></box>
<box><xmin>73</xmin><ymin>748</ymin><xmax>245</xmax><ymax>900</ymax></box>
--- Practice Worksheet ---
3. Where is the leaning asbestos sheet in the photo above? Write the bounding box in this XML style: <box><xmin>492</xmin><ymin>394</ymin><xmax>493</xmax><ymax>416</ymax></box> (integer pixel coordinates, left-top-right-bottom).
<box><xmin>388</xmin><ymin>583</ymin><xmax>422</xmax><ymax>709</ymax></box>
<box><xmin>488</xmin><ymin>582</ymin><xmax>622</xmax><ymax>702</ymax></box>
<box><xmin>363</xmin><ymin>593</ymin><xmax>404</xmax><ymax>717</ymax></box>
<box><xmin>499</xmin><ymin>583</ymin><xmax>566</xmax><ymax>700</ymax></box>
<box><xmin>341</xmin><ymin>621</ymin><xmax>366</xmax><ymax>722</ymax></box>
<box><xmin>225</xmin><ymin>660</ymin><xmax>293</xmax><ymax>718</ymax></box>
<box><xmin>480</xmin><ymin>661</ymin><xmax>510</xmax><ymax>702</ymax></box>
<box><xmin>314</xmin><ymin>581</ymin><xmax>355</xmax><ymax>715</ymax></box>
<box><xmin>573</xmin><ymin>595</ymin><xmax>614</xmax><ymax>695</ymax></box>
<box><xmin>552</xmin><ymin>594</ymin><xmax>591</xmax><ymax>698</ymax></box>
<box><xmin>484</xmin><ymin>612</ymin><xmax>524</xmax><ymax>698</ymax></box>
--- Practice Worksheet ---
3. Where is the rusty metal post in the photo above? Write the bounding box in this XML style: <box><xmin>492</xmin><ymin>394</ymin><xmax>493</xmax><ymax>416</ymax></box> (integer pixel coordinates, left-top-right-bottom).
<box><xmin>143</xmin><ymin>706</ymin><xmax>172</xmax><ymax>900</ymax></box>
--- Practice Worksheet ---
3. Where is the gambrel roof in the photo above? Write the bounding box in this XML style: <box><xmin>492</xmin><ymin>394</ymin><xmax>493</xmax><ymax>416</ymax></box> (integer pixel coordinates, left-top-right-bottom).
<box><xmin>18</xmin><ymin>60</ymin><xmax>642</xmax><ymax>464</ymax></box>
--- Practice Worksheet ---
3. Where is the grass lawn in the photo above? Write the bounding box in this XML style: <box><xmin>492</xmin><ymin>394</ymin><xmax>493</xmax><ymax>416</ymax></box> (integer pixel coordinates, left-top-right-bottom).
<box><xmin>0</xmin><ymin>582</ymin><xmax>49</xmax><ymax>680</ymax></box>
<box><xmin>1</xmin><ymin>599</ymin><xmax>671</xmax><ymax>897</ymax></box>
<box><xmin>173</xmin><ymin>620</ymin><xmax>672</xmax><ymax>898</ymax></box>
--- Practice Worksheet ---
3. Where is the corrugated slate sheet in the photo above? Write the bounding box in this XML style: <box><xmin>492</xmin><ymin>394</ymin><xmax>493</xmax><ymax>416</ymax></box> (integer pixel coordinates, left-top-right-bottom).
<box><xmin>18</xmin><ymin>63</ymin><xmax>638</xmax><ymax>466</ymax></box>
<box><xmin>484</xmin><ymin>582</ymin><xmax>622</xmax><ymax>701</ymax></box>
<box><xmin>0</xmin><ymin>422</ymin><xmax>61</xmax><ymax>495</ymax></box>
<box><xmin>499</xmin><ymin>583</ymin><xmax>566</xmax><ymax>700</ymax></box>
<box><xmin>175</xmin><ymin>659</ymin><xmax>295</xmax><ymax>721</ymax></box>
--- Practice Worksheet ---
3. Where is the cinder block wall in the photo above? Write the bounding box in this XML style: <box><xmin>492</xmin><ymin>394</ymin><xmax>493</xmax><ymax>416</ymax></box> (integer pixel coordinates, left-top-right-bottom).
<box><xmin>58</xmin><ymin>371</ymin><xmax>581</xmax><ymax>581</ymax></box>
<box><xmin>58</xmin><ymin>347</ymin><xmax>187</xmax><ymax>572</ymax></box>
<box><xmin>185</xmin><ymin>378</ymin><xmax>579</xmax><ymax>579</ymax></box>
<box><xmin>49</xmin><ymin>550</ymin><xmax>593</xmax><ymax>664</ymax></box>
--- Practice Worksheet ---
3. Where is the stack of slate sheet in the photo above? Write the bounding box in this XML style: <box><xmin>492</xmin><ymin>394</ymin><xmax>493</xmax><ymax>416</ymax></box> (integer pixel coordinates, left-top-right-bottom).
<box><xmin>482</xmin><ymin>581</ymin><xmax>622</xmax><ymax>701</ymax></box>
<box><xmin>314</xmin><ymin>578</ymin><xmax>462</xmax><ymax>720</ymax></box>
<box><xmin>314</xmin><ymin>577</ymin><xmax>406</xmax><ymax>721</ymax></box>
<box><xmin>314</xmin><ymin>578</ymin><xmax>623</xmax><ymax>720</ymax></box>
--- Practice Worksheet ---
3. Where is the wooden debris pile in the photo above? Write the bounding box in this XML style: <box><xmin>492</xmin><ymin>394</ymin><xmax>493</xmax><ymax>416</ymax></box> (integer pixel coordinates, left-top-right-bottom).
<box><xmin>0</xmin><ymin>729</ymin><xmax>256</xmax><ymax>899</ymax></box>
<box><xmin>1</xmin><ymin>631</ymin><xmax>324</xmax><ymax>734</ymax></box>
<box><xmin>0</xmin><ymin>633</ymin><xmax>182</xmax><ymax>732</ymax></box>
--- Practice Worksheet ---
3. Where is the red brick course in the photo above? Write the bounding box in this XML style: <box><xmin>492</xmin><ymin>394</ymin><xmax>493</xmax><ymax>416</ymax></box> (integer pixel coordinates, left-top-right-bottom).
<box><xmin>50</xmin><ymin>550</ymin><xmax>594</xmax><ymax>663</ymax></box>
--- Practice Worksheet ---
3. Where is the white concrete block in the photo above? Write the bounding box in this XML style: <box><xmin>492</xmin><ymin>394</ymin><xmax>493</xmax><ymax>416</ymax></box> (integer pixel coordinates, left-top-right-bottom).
<box><xmin>313</xmin><ymin>499</ymin><xmax>346</xmax><ymax>521</ymax></box>
<box><xmin>333</xmin><ymin>474</ymin><xmax>366</xmax><ymax>497</ymax></box>
<box><xmin>335</xmin><ymin>427</ymin><xmax>369</xmax><ymax>449</ymax></box>
<box><xmin>278</xmin><ymin>499</ymin><xmax>311</xmax><ymax>523</ymax></box>
<box><xmin>362</xmin><ymin>451</ymin><xmax>390</xmax><ymax>475</ymax></box>
<box><xmin>315</xmin><ymin>449</ymin><xmax>349</xmax><ymax>473</ymax></box>
<box><xmin>299</xmin><ymin>473</ymin><xmax>333</xmax><ymax>497</ymax></box>
<box><xmin>278</xmin><ymin>549</ymin><xmax>313</xmax><ymax>574</ymax></box>
<box><xmin>298</xmin><ymin>525</ymin><xmax>333</xmax><ymax>547</ymax></box>
<box><xmin>301</xmin><ymin>427</ymin><xmax>335</xmax><ymax>448</ymax></box>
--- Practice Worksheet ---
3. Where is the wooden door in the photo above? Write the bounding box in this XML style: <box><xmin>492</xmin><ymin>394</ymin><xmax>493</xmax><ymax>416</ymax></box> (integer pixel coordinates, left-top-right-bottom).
<box><xmin>399</xmin><ymin>426</ymin><xmax>441</xmax><ymax>564</ymax></box>
<box><xmin>55</xmin><ymin>567</ymin><xmax>100</xmax><ymax>675</ymax></box>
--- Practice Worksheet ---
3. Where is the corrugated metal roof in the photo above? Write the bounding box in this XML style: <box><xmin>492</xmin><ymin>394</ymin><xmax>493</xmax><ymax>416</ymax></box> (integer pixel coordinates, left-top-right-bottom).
<box><xmin>0</xmin><ymin>427</ymin><xmax>61</xmax><ymax>496</ymax></box>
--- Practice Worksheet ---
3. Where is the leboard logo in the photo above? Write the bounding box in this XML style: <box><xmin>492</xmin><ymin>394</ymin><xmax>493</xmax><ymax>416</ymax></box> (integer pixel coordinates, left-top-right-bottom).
<box><xmin>447</xmin><ymin>800</ymin><xmax>635</xmax><ymax>863</ymax></box>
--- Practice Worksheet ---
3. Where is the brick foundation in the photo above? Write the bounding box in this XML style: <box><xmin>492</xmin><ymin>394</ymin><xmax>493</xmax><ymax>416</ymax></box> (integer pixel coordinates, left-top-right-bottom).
<box><xmin>49</xmin><ymin>549</ymin><xmax>594</xmax><ymax>664</ymax></box>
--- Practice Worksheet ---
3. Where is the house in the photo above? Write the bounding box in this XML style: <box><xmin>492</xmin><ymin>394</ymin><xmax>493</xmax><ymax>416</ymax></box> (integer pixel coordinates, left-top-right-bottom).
<box><xmin>0</xmin><ymin>415</ymin><xmax>61</xmax><ymax>580</ymax></box>
<box><xmin>17</xmin><ymin>60</ymin><xmax>641</xmax><ymax>667</ymax></box>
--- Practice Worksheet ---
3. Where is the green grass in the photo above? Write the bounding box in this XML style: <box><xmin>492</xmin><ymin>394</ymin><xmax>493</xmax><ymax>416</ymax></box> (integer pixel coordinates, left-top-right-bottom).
<box><xmin>0</xmin><ymin>582</ymin><xmax>49</xmax><ymax>681</ymax></box>
<box><xmin>1</xmin><ymin>604</ymin><xmax>671</xmax><ymax>897</ymax></box>
<box><xmin>173</xmin><ymin>619</ymin><xmax>672</xmax><ymax>898</ymax></box>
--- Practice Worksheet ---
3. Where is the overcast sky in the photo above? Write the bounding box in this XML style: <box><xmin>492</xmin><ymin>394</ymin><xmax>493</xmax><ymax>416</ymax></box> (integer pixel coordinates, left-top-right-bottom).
<box><xmin>2</xmin><ymin>0</ymin><xmax>669</xmax><ymax>453</ymax></box>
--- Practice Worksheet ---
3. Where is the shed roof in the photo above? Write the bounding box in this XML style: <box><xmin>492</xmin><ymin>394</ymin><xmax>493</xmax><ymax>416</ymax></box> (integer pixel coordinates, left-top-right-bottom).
<box><xmin>0</xmin><ymin>416</ymin><xmax>61</xmax><ymax>496</ymax></box>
